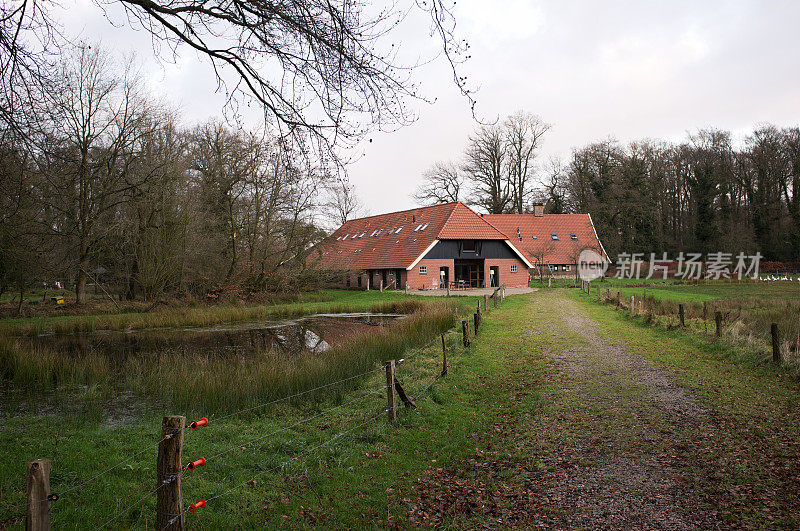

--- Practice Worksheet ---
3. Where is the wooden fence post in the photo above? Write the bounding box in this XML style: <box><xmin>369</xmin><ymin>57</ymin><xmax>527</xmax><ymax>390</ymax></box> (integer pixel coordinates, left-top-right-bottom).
<box><xmin>446</xmin><ymin>281</ymin><xmax>450</xmax><ymax>297</ymax></box>
<box><xmin>493</xmin><ymin>291</ymin><xmax>498</xmax><ymax>308</ymax></box>
<box><xmin>548</xmin><ymin>277</ymin><xmax>551</xmax><ymax>288</ymax></box>
<box><xmin>771</xmin><ymin>323</ymin><xmax>781</xmax><ymax>363</ymax></box>
<box><xmin>380</xmin><ymin>279</ymin><xmax>383</xmax><ymax>293</ymax></box>
<box><xmin>587</xmin><ymin>281</ymin><xmax>590</xmax><ymax>295</ymax></box>
<box><xmin>679</xmin><ymin>304</ymin><xmax>685</xmax><ymax>327</ymax></box>
<box><xmin>715</xmin><ymin>311</ymin><xmax>722</xmax><ymax>338</ymax></box>
<box><xmin>473</xmin><ymin>312</ymin><xmax>479</xmax><ymax>335</ymax></box>
<box><xmin>462</xmin><ymin>320</ymin><xmax>471</xmax><ymax>348</ymax></box>
<box><xmin>404</xmin><ymin>282</ymin><xmax>408</xmax><ymax>294</ymax></box>
<box><xmin>441</xmin><ymin>340</ymin><xmax>448</xmax><ymax>377</ymax></box>
<box><xmin>484</xmin><ymin>294</ymin><xmax>489</xmax><ymax>311</ymax></box>
<box><xmin>630</xmin><ymin>295</ymin><xmax>635</xmax><ymax>314</ymax></box>
<box><xmin>639</xmin><ymin>299</ymin><xmax>643</xmax><ymax>315</ymax></box>
<box><xmin>157</xmin><ymin>416</ymin><xmax>185</xmax><ymax>531</ymax></box>
<box><xmin>703</xmin><ymin>302</ymin><xmax>708</xmax><ymax>332</ymax></box>
<box><xmin>26</xmin><ymin>459</ymin><xmax>51</xmax><ymax>531</ymax></box>
<box><xmin>385</xmin><ymin>361</ymin><xmax>396</xmax><ymax>422</ymax></box>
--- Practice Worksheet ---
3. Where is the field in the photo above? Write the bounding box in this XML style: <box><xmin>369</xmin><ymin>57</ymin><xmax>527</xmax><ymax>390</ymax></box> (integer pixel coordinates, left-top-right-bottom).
<box><xmin>1</xmin><ymin>283</ymin><xmax>799</xmax><ymax>528</ymax></box>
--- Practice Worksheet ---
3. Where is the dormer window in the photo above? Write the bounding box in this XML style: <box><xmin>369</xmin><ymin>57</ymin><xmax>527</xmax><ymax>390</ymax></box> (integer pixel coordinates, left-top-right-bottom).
<box><xmin>570</xmin><ymin>234</ymin><xmax>578</xmax><ymax>241</ymax></box>
<box><xmin>551</xmin><ymin>234</ymin><xmax>559</xmax><ymax>241</ymax></box>
<box><xmin>414</xmin><ymin>224</ymin><xmax>423</xmax><ymax>232</ymax></box>
<box><xmin>462</xmin><ymin>240</ymin><xmax>476</xmax><ymax>252</ymax></box>
<box><xmin>420</xmin><ymin>223</ymin><xmax>429</xmax><ymax>230</ymax></box>
<box><xmin>395</xmin><ymin>226</ymin><xmax>403</xmax><ymax>233</ymax></box>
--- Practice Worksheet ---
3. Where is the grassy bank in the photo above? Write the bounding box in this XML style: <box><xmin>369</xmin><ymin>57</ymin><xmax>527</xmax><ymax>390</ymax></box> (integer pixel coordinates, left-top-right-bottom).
<box><xmin>587</xmin><ymin>282</ymin><xmax>800</xmax><ymax>376</ymax></box>
<box><xmin>0</xmin><ymin>292</ymin><xmax>517</xmax><ymax>528</ymax></box>
<box><xmin>0</xmin><ymin>290</ymin><xmax>429</xmax><ymax>336</ymax></box>
<box><xmin>0</xmin><ymin>294</ymin><xmax>477</xmax><ymax>414</ymax></box>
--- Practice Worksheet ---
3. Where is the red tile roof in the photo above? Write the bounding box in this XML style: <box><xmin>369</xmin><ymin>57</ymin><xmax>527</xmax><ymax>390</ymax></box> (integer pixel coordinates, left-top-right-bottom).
<box><xmin>483</xmin><ymin>214</ymin><xmax>609</xmax><ymax>264</ymax></box>
<box><xmin>308</xmin><ymin>202</ymin><xmax>607</xmax><ymax>270</ymax></box>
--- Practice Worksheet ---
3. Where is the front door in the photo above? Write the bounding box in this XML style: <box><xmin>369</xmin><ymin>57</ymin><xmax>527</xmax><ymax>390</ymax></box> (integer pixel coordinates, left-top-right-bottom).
<box><xmin>490</xmin><ymin>266</ymin><xmax>499</xmax><ymax>287</ymax></box>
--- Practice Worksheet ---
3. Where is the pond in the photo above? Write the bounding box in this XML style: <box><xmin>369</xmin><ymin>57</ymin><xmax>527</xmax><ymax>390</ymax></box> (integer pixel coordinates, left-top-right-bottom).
<box><xmin>21</xmin><ymin>312</ymin><xmax>405</xmax><ymax>361</ymax></box>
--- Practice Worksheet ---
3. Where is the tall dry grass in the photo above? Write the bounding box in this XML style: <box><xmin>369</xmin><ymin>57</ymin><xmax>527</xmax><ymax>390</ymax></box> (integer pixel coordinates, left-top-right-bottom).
<box><xmin>0</xmin><ymin>300</ymin><xmax>459</xmax><ymax>413</ymax></box>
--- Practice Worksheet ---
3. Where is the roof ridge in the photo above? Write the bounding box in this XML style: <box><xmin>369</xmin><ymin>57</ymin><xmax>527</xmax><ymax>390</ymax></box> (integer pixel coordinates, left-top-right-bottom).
<box><xmin>439</xmin><ymin>202</ymin><xmax>507</xmax><ymax>239</ymax></box>
<box><xmin>343</xmin><ymin>201</ymin><xmax>458</xmax><ymax>224</ymax></box>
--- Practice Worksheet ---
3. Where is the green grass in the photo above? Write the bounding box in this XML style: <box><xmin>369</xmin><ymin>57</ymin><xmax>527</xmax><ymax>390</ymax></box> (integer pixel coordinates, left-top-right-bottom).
<box><xmin>3</xmin><ymin>287</ymin><xmax>799</xmax><ymax>528</ymax></box>
<box><xmin>0</xmin><ymin>292</ymin><xmax>521</xmax><ymax>529</ymax></box>
<box><xmin>587</xmin><ymin>280</ymin><xmax>800</xmax><ymax>376</ymax></box>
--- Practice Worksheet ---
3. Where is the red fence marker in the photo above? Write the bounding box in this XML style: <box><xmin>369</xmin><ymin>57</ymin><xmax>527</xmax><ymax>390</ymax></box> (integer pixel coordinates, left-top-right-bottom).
<box><xmin>188</xmin><ymin>498</ymin><xmax>206</xmax><ymax>513</ymax></box>
<box><xmin>185</xmin><ymin>457</ymin><xmax>206</xmax><ymax>471</ymax></box>
<box><xmin>190</xmin><ymin>418</ymin><xmax>208</xmax><ymax>430</ymax></box>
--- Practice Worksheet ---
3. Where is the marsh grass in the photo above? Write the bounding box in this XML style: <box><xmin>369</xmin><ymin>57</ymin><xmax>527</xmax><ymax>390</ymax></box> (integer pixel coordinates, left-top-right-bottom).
<box><xmin>0</xmin><ymin>299</ymin><xmax>461</xmax><ymax>414</ymax></box>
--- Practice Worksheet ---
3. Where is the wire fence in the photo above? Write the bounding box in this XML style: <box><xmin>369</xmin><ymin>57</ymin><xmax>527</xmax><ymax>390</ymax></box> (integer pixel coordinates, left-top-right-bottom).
<box><xmin>4</xmin><ymin>291</ymin><xmax>502</xmax><ymax>529</ymax></box>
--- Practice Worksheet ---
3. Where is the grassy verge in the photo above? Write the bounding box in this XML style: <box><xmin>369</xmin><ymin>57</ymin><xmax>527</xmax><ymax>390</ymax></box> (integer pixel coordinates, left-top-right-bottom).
<box><xmin>588</xmin><ymin>283</ymin><xmax>800</xmax><ymax>376</ymax></box>
<box><xmin>0</xmin><ymin>293</ymin><xmax>530</xmax><ymax>529</ymax></box>
<box><xmin>567</xmin><ymin>289</ymin><xmax>800</xmax><ymax>526</ymax></box>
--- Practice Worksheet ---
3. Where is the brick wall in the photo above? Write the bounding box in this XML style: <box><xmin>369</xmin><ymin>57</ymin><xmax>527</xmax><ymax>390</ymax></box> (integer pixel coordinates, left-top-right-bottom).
<box><xmin>406</xmin><ymin>259</ymin><xmax>454</xmax><ymax>290</ymax></box>
<box><xmin>484</xmin><ymin>258</ymin><xmax>529</xmax><ymax>288</ymax></box>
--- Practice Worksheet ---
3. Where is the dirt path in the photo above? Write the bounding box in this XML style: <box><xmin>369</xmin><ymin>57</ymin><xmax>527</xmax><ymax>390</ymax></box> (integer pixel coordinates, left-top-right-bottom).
<box><xmin>529</xmin><ymin>293</ymin><xmax>718</xmax><ymax>529</ymax></box>
<box><xmin>406</xmin><ymin>290</ymin><xmax>800</xmax><ymax>528</ymax></box>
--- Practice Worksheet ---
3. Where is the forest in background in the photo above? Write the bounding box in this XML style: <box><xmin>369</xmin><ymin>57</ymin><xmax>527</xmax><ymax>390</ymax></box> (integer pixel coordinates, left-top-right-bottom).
<box><xmin>0</xmin><ymin>47</ymin><xmax>362</xmax><ymax>305</ymax></box>
<box><xmin>415</xmin><ymin>115</ymin><xmax>800</xmax><ymax>261</ymax></box>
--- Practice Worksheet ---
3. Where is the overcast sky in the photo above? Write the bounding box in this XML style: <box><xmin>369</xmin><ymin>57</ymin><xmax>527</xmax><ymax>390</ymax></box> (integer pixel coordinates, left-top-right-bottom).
<box><xmin>60</xmin><ymin>1</ymin><xmax>800</xmax><ymax>215</ymax></box>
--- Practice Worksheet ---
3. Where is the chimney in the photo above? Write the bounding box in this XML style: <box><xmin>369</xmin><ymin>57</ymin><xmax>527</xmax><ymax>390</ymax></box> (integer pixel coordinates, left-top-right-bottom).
<box><xmin>533</xmin><ymin>203</ymin><xmax>544</xmax><ymax>217</ymax></box>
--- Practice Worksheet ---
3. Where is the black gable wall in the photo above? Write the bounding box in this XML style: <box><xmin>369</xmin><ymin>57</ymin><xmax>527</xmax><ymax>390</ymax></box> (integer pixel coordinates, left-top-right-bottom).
<box><xmin>423</xmin><ymin>240</ymin><xmax>518</xmax><ymax>260</ymax></box>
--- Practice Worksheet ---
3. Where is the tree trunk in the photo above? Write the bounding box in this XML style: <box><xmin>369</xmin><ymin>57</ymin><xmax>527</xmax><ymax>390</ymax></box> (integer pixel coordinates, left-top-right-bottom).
<box><xmin>76</xmin><ymin>255</ymin><xmax>89</xmax><ymax>304</ymax></box>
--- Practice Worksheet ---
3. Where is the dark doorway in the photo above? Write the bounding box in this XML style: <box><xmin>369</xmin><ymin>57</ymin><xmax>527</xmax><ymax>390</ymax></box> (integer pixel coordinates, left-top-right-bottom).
<box><xmin>454</xmin><ymin>259</ymin><xmax>484</xmax><ymax>288</ymax></box>
<box><xmin>439</xmin><ymin>266</ymin><xmax>449</xmax><ymax>289</ymax></box>
<box><xmin>489</xmin><ymin>266</ymin><xmax>499</xmax><ymax>287</ymax></box>
<box><xmin>381</xmin><ymin>270</ymin><xmax>388</xmax><ymax>289</ymax></box>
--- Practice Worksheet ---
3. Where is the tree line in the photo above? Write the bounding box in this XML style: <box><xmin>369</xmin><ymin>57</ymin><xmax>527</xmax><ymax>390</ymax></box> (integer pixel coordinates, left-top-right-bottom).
<box><xmin>415</xmin><ymin>115</ymin><xmax>800</xmax><ymax>261</ymax></box>
<box><xmin>0</xmin><ymin>47</ymin><xmax>360</xmax><ymax>305</ymax></box>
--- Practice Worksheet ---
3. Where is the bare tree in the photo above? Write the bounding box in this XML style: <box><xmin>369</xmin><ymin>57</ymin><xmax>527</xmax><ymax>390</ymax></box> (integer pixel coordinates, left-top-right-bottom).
<box><xmin>463</xmin><ymin>124</ymin><xmax>510</xmax><ymax>214</ymax></box>
<box><xmin>36</xmin><ymin>46</ymin><xmax>154</xmax><ymax>303</ymax></box>
<box><xmin>323</xmin><ymin>177</ymin><xmax>365</xmax><ymax>227</ymax></box>
<box><xmin>2</xmin><ymin>0</ymin><xmax>474</xmax><ymax>153</ymax></box>
<box><xmin>505</xmin><ymin>111</ymin><xmax>550</xmax><ymax>213</ymax></box>
<box><xmin>412</xmin><ymin>161</ymin><xmax>464</xmax><ymax>205</ymax></box>
<box><xmin>529</xmin><ymin>238</ymin><xmax>556</xmax><ymax>282</ymax></box>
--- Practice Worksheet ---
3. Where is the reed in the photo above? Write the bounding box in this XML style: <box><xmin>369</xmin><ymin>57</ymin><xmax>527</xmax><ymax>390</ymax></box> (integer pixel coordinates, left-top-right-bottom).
<box><xmin>0</xmin><ymin>299</ymin><xmax>463</xmax><ymax>413</ymax></box>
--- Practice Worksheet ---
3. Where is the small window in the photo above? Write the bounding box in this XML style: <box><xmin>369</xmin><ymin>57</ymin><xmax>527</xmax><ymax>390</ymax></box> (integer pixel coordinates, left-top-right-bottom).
<box><xmin>395</xmin><ymin>226</ymin><xmax>403</xmax><ymax>233</ymax></box>
<box><xmin>462</xmin><ymin>240</ymin><xmax>476</xmax><ymax>252</ymax></box>
<box><xmin>553</xmin><ymin>265</ymin><xmax>559</xmax><ymax>271</ymax></box>
<box><xmin>551</xmin><ymin>234</ymin><xmax>559</xmax><ymax>240</ymax></box>
<box><xmin>564</xmin><ymin>265</ymin><xmax>571</xmax><ymax>271</ymax></box>
<box><xmin>511</xmin><ymin>264</ymin><xmax>517</xmax><ymax>273</ymax></box>
<box><xmin>531</xmin><ymin>235</ymin><xmax>537</xmax><ymax>240</ymax></box>
<box><xmin>570</xmin><ymin>234</ymin><xmax>577</xmax><ymax>241</ymax></box>
<box><xmin>414</xmin><ymin>224</ymin><xmax>423</xmax><ymax>232</ymax></box>
<box><xmin>419</xmin><ymin>266</ymin><xmax>427</xmax><ymax>274</ymax></box>
<box><xmin>370</xmin><ymin>230</ymin><xmax>378</xmax><ymax>237</ymax></box>
<box><xmin>336</xmin><ymin>236</ymin><xmax>342</xmax><ymax>241</ymax></box>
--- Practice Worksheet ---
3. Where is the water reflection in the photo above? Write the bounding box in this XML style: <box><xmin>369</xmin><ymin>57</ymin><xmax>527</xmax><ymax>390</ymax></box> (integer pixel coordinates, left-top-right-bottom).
<box><xmin>25</xmin><ymin>313</ymin><xmax>403</xmax><ymax>360</ymax></box>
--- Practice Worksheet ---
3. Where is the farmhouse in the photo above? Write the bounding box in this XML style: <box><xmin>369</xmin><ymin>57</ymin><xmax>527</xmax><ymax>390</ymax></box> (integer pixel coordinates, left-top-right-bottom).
<box><xmin>308</xmin><ymin>202</ymin><xmax>607</xmax><ymax>290</ymax></box>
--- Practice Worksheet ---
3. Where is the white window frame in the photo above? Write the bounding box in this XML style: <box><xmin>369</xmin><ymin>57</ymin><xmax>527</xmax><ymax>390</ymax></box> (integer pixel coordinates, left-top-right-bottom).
<box><xmin>510</xmin><ymin>264</ymin><xmax>517</xmax><ymax>273</ymax></box>
<box><xmin>419</xmin><ymin>265</ymin><xmax>427</xmax><ymax>274</ymax></box>
<box><xmin>564</xmin><ymin>265</ymin><xmax>571</xmax><ymax>272</ymax></box>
